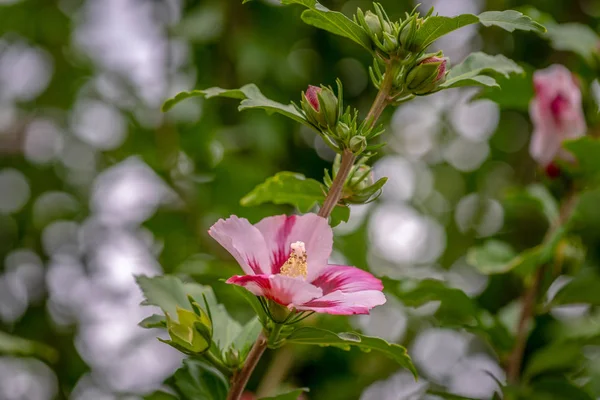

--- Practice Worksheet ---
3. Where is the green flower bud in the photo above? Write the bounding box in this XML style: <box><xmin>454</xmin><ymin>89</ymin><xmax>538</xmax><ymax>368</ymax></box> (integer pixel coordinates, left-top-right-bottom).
<box><xmin>364</xmin><ymin>11</ymin><xmax>384</xmax><ymax>39</ymax></box>
<box><xmin>405</xmin><ymin>55</ymin><xmax>447</xmax><ymax>95</ymax></box>
<box><xmin>399</xmin><ymin>17</ymin><xmax>420</xmax><ymax>52</ymax></box>
<box><xmin>342</xmin><ymin>164</ymin><xmax>387</xmax><ymax>204</ymax></box>
<box><xmin>301</xmin><ymin>85</ymin><xmax>339</xmax><ymax>129</ymax></box>
<box><xmin>349</xmin><ymin>165</ymin><xmax>373</xmax><ymax>190</ymax></box>
<box><xmin>224</xmin><ymin>348</ymin><xmax>241</xmax><ymax>368</ymax></box>
<box><xmin>382</xmin><ymin>31</ymin><xmax>399</xmax><ymax>53</ymax></box>
<box><xmin>349</xmin><ymin>135</ymin><xmax>367</xmax><ymax>154</ymax></box>
<box><xmin>336</xmin><ymin>122</ymin><xmax>352</xmax><ymax>141</ymax></box>
<box><xmin>163</xmin><ymin>306</ymin><xmax>212</xmax><ymax>354</ymax></box>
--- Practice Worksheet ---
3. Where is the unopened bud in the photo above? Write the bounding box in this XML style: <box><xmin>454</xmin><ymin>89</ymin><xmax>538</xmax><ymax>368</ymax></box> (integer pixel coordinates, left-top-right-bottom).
<box><xmin>349</xmin><ymin>165</ymin><xmax>374</xmax><ymax>190</ymax></box>
<box><xmin>225</xmin><ymin>348</ymin><xmax>241</xmax><ymax>367</ymax></box>
<box><xmin>406</xmin><ymin>55</ymin><xmax>447</xmax><ymax>95</ymax></box>
<box><xmin>364</xmin><ymin>11</ymin><xmax>384</xmax><ymax>40</ymax></box>
<box><xmin>163</xmin><ymin>306</ymin><xmax>212</xmax><ymax>354</ymax></box>
<box><xmin>301</xmin><ymin>85</ymin><xmax>339</xmax><ymax>129</ymax></box>
<box><xmin>399</xmin><ymin>17</ymin><xmax>419</xmax><ymax>52</ymax></box>
<box><xmin>382</xmin><ymin>31</ymin><xmax>399</xmax><ymax>53</ymax></box>
<box><xmin>336</xmin><ymin>122</ymin><xmax>352</xmax><ymax>141</ymax></box>
<box><xmin>349</xmin><ymin>135</ymin><xmax>367</xmax><ymax>154</ymax></box>
<box><xmin>343</xmin><ymin>164</ymin><xmax>387</xmax><ymax>204</ymax></box>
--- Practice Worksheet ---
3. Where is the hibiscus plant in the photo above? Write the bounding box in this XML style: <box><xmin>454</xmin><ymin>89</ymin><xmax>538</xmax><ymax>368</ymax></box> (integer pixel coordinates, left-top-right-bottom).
<box><xmin>133</xmin><ymin>2</ymin><xmax>600</xmax><ymax>400</ymax></box>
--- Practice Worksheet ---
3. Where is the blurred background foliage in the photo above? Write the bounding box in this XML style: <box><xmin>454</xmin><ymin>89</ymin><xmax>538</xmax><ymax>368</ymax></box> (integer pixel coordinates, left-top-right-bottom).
<box><xmin>1</xmin><ymin>0</ymin><xmax>600</xmax><ymax>399</ymax></box>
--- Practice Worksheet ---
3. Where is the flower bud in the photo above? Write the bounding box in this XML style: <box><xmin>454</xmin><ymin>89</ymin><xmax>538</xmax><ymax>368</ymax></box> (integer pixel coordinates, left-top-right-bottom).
<box><xmin>382</xmin><ymin>31</ymin><xmax>399</xmax><ymax>53</ymax></box>
<box><xmin>399</xmin><ymin>17</ymin><xmax>419</xmax><ymax>52</ymax></box>
<box><xmin>301</xmin><ymin>85</ymin><xmax>339</xmax><ymax>129</ymax></box>
<box><xmin>224</xmin><ymin>348</ymin><xmax>241</xmax><ymax>368</ymax></box>
<box><xmin>363</xmin><ymin>11</ymin><xmax>392</xmax><ymax>41</ymax></box>
<box><xmin>349</xmin><ymin>165</ymin><xmax>373</xmax><ymax>190</ymax></box>
<box><xmin>406</xmin><ymin>55</ymin><xmax>447</xmax><ymax>95</ymax></box>
<box><xmin>162</xmin><ymin>305</ymin><xmax>212</xmax><ymax>354</ymax></box>
<box><xmin>336</xmin><ymin>122</ymin><xmax>352</xmax><ymax>141</ymax></box>
<box><xmin>364</xmin><ymin>11</ymin><xmax>384</xmax><ymax>39</ymax></box>
<box><xmin>349</xmin><ymin>135</ymin><xmax>367</xmax><ymax>154</ymax></box>
<box><xmin>342</xmin><ymin>164</ymin><xmax>387</xmax><ymax>204</ymax></box>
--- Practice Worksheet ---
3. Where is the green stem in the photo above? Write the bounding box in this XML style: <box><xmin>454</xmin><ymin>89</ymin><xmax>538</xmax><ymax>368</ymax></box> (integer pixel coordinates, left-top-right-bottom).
<box><xmin>227</xmin><ymin>331</ymin><xmax>268</xmax><ymax>400</ymax></box>
<box><xmin>506</xmin><ymin>189</ymin><xmax>579</xmax><ymax>383</ymax></box>
<box><xmin>318</xmin><ymin>149</ymin><xmax>356</xmax><ymax>219</ymax></box>
<box><xmin>203</xmin><ymin>350</ymin><xmax>231</xmax><ymax>377</ymax></box>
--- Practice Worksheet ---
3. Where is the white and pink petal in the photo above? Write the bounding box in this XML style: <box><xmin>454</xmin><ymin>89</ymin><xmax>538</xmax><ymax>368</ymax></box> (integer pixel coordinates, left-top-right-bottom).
<box><xmin>294</xmin><ymin>290</ymin><xmax>387</xmax><ymax>315</ymax></box>
<box><xmin>208</xmin><ymin>216</ymin><xmax>271</xmax><ymax>275</ymax></box>
<box><xmin>226</xmin><ymin>274</ymin><xmax>322</xmax><ymax>307</ymax></box>
<box><xmin>255</xmin><ymin>213</ymin><xmax>333</xmax><ymax>278</ymax></box>
<box><xmin>310</xmin><ymin>265</ymin><xmax>384</xmax><ymax>295</ymax></box>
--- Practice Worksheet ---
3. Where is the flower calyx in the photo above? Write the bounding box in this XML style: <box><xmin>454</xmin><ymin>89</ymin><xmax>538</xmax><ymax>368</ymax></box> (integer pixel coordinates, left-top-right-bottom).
<box><xmin>405</xmin><ymin>52</ymin><xmax>448</xmax><ymax>95</ymax></box>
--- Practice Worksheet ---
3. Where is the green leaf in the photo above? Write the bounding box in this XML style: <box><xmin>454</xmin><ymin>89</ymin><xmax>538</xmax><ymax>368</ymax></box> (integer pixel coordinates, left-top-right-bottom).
<box><xmin>144</xmin><ymin>391</ymin><xmax>179</xmax><ymax>400</ymax></box>
<box><xmin>162</xmin><ymin>84</ymin><xmax>307</xmax><ymax>125</ymax></box>
<box><xmin>466</xmin><ymin>240</ymin><xmax>517</xmax><ymax>274</ymax></box>
<box><xmin>231</xmin><ymin>317</ymin><xmax>262</xmax><ymax>362</ymax></box>
<box><xmin>278</xmin><ymin>0</ymin><xmax>372</xmax><ymax>52</ymax></box>
<box><xmin>136</xmin><ymin>275</ymin><xmax>245</xmax><ymax>359</ymax></box>
<box><xmin>466</xmin><ymin>240</ymin><xmax>542</xmax><ymax>276</ymax></box>
<box><xmin>139</xmin><ymin>314</ymin><xmax>167</xmax><ymax>329</ymax></box>
<box><xmin>478</xmin><ymin>10</ymin><xmax>546</xmax><ymax>33</ymax></box>
<box><xmin>387</xmin><ymin>278</ymin><xmax>478</xmax><ymax>326</ymax></box>
<box><xmin>240</xmin><ymin>172</ymin><xmax>325</xmax><ymax>213</ymax></box>
<box><xmin>552</xmin><ymin>270</ymin><xmax>600</xmax><ymax>306</ymax></box>
<box><xmin>285</xmin><ymin>327</ymin><xmax>416</xmax><ymax>377</ymax></box>
<box><xmin>136</xmin><ymin>275</ymin><xmax>217</xmax><ymax>319</ymax></box>
<box><xmin>174</xmin><ymin>359</ymin><xmax>229</xmax><ymax>400</ymax></box>
<box><xmin>413</xmin><ymin>14</ymin><xmax>479</xmax><ymax>49</ymax></box>
<box><xmin>522</xmin><ymin>8</ymin><xmax>599</xmax><ymax>65</ymax></box>
<box><xmin>409</xmin><ymin>10</ymin><xmax>544</xmax><ymax>52</ymax></box>
<box><xmin>545</xmin><ymin>23</ymin><xmax>600</xmax><ymax>64</ymax></box>
<box><xmin>260</xmin><ymin>388</ymin><xmax>309</xmax><ymax>400</ymax></box>
<box><xmin>330</xmin><ymin>204</ymin><xmax>350</xmax><ymax>227</ymax></box>
<box><xmin>386</xmin><ymin>278</ymin><xmax>513</xmax><ymax>351</ymax></box>
<box><xmin>563</xmin><ymin>137</ymin><xmax>600</xmax><ymax>183</ymax></box>
<box><xmin>523</xmin><ymin>343</ymin><xmax>583</xmax><ymax>382</ymax></box>
<box><xmin>0</xmin><ymin>331</ymin><xmax>59</xmax><ymax>363</ymax></box>
<box><xmin>476</xmin><ymin>65</ymin><xmax>534</xmax><ymax>111</ymax></box>
<box><xmin>529</xmin><ymin>379</ymin><xmax>595</xmax><ymax>400</ymax></box>
<box><xmin>442</xmin><ymin>52</ymin><xmax>524</xmax><ymax>89</ymax></box>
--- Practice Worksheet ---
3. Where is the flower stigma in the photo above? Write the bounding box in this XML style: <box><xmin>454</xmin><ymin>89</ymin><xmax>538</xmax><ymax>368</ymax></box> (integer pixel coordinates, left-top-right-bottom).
<box><xmin>280</xmin><ymin>241</ymin><xmax>308</xmax><ymax>279</ymax></box>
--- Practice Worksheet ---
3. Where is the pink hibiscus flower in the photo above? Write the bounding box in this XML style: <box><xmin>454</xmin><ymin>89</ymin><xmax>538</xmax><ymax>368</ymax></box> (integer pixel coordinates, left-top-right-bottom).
<box><xmin>208</xmin><ymin>213</ymin><xmax>386</xmax><ymax>315</ymax></box>
<box><xmin>529</xmin><ymin>64</ymin><xmax>586</xmax><ymax>168</ymax></box>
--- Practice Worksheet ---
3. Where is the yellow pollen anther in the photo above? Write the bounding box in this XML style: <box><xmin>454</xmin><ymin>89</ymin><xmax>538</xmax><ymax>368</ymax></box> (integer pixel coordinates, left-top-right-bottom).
<box><xmin>280</xmin><ymin>241</ymin><xmax>308</xmax><ymax>278</ymax></box>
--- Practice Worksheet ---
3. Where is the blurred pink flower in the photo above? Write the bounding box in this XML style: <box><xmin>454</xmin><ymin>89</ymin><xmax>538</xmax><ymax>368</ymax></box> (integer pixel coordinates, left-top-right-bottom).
<box><xmin>209</xmin><ymin>214</ymin><xmax>386</xmax><ymax>315</ymax></box>
<box><xmin>529</xmin><ymin>64</ymin><xmax>586</xmax><ymax>167</ymax></box>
